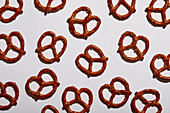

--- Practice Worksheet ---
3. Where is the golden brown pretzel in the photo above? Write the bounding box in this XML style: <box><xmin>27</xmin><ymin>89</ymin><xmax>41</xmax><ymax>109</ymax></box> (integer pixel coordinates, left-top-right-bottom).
<box><xmin>107</xmin><ymin>0</ymin><xmax>136</xmax><ymax>20</ymax></box>
<box><xmin>75</xmin><ymin>44</ymin><xmax>108</xmax><ymax>77</ymax></box>
<box><xmin>25</xmin><ymin>68</ymin><xmax>60</xmax><ymax>101</ymax></box>
<box><xmin>99</xmin><ymin>77</ymin><xmax>131</xmax><ymax>108</ymax></box>
<box><xmin>67</xmin><ymin>6</ymin><xmax>101</xmax><ymax>40</ymax></box>
<box><xmin>145</xmin><ymin>0</ymin><xmax>170</xmax><ymax>28</ymax></box>
<box><xmin>34</xmin><ymin>0</ymin><xmax>66</xmax><ymax>15</ymax></box>
<box><xmin>62</xmin><ymin>86</ymin><xmax>93</xmax><ymax>113</ymax></box>
<box><xmin>117</xmin><ymin>31</ymin><xmax>149</xmax><ymax>63</ymax></box>
<box><xmin>131</xmin><ymin>89</ymin><xmax>162</xmax><ymax>113</ymax></box>
<box><xmin>0</xmin><ymin>82</ymin><xmax>19</xmax><ymax>110</ymax></box>
<box><xmin>0</xmin><ymin>31</ymin><xmax>26</xmax><ymax>63</ymax></box>
<box><xmin>35</xmin><ymin>31</ymin><xmax>67</xmax><ymax>64</ymax></box>
<box><xmin>41</xmin><ymin>105</ymin><xmax>59</xmax><ymax>113</ymax></box>
<box><xmin>0</xmin><ymin>0</ymin><xmax>23</xmax><ymax>23</ymax></box>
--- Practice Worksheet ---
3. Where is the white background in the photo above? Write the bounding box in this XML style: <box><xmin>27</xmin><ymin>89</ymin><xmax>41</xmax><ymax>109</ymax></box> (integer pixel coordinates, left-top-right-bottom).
<box><xmin>0</xmin><ymin>0</ymin><xmax>170</xmax><ymax>113</ymax></box>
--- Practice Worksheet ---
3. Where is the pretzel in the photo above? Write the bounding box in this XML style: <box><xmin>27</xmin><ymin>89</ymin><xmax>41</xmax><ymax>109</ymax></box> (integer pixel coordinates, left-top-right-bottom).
<box><xmin>0</xmin><ymin>31</ymin><xmax>26</xmax><ymax>63</ymax></box>
<box><xmin>131</xmin><ymin>89</ymin><xmax>162</xmax><ymax>113</ymax></box>
<box><xmin>145</xmin><ymin>0</ymin><xmax>170</xmax><ymax>28</ymax></box>
<box><xmin>0</xmin><ymin>82</ymin><xmax>19</xmax><ymax>110</ymax></box>
<box><xmin>107</xmin><ymin>0</ymin><xmax>136</xmax><ymax>20</ymax></box>
<box><xmin>41</xmin><ymin>105</ymin><xmax>59</xmax><ymax>113</ymax></box>
<box><xmin>150</xmin><ymin>54</ymin><xmax>170</xmax><ymax>82</ymax></box>
<box><xmin>75</xmin><ymin>44</ymin><xmax>108</xmax><ymax>77</ymax></box>
<box><xmin>25</xmin><ymin>68</ymin><xmax>60</xmax><ymax>101</ymax></box>
<box><xmin>99</xmin><ymin>77</ymin><xmax>131</xmax><ymax>108</ymax></box>
<box><xmin>34</xmin><ymin>0</ymin><xmax>66</xmax><ymax>15</ymax></box>
<box><xmin>35</xmin><ymin>31</ymin><xmax>67</xmax><ymax>64</ymax></box>
<box><xmin>62</xmin><ymin>86</ymin><xmax>93</xmax><ymax>113</ymax></box>
<box><xmin>67</xmin><ymin>6</ymin><xmax>101</xmax><ymax>40</ymax></box>
<box><xmin>117</xmin><ymin>31</ymin><xmax>149</xmax><ymax>63</ymax></box>
<box><xmin>0</xmin><ymin>0</ymin><xmax>23</xmax><ymax>23</ymax></box>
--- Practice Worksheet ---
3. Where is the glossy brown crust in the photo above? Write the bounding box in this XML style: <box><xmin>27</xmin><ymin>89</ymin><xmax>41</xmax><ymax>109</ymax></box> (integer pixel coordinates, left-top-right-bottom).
<box><xmin>25</xmin><ymin>68</ymin><xmax>60</xmax><ymax>101</ymax></box>
<box><xmin>35</xmin><ymin>31</ymin><xmax>67</xmax><ymax>64</ymax></box>
<box><xmin>67</xmin><ymin>6</ymin><xmax>101</xmax><ymax>40</ymax></box>
<box><xmin>34</xmin><ymin>0</ymin><xmax>66</xmax><ymax>15</ymax></box>
<box><xmin>117</xmin><ymin>31</ymin><xmax>149</xmax><ymax>63</ymax></box>
<box><xmin>0</xmin><ymin>82</ymin><xmax>19</xmax><ymax>110</ymax></box>
<box><xmin>62</xmin><ymin>86</ymin><xmax>93</xmax><ymax>113</ymax></box>
<box><xmin>131</xmin><ymin>89</ymin><xmax>162</xmax><ymax>113</ymax></box>
<box><xmin>41</xmin><ymin>105</ymin><xmax>59</xmax><ymax>113</ymax></box>
<box><xmin>150</xmin><ymin>54</ymin><xmax>170</xmax><ymax>82</ymax></box>
<box><xmin>145</xmin><ymin>0</ymin><xmax>170</xmax><ymax>28</ymax></box>
<box><xmin>99</xmin><ymin>77</ymin><xmax>131</xmax><ymax>108</ymax></box>
<box><xmin>75</xmin><ymin>44</ymin><xmax>108</xmax><ymax>77</ymax></box>
<box><xmin>107</xmin><ymin>0</ymin><xmax>136</xmax><ymax>20</ymax></box>
<box><xmin>0</xmin><ymin>31</ymin><xmax>26</xmax><ymax>63</ymax></box>
<box><xmin>0</xmin><ymin>0</ymin><xmax>23</xmax><ymax>23</ymax></box>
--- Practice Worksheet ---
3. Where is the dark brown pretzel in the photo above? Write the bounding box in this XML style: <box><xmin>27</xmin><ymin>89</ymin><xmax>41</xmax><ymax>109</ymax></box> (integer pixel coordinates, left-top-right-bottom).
<box><xmin>67</xmin><ymin>6</ymin><xmax>101</xmax><ymax>40</ymax></box>
<box><xmin>34</xmin><ymin>0</ymin><xmax>66</xmax><ymax>15</ymax></box>
<box><xmin>62</xmin><ymin>86</ymin><xmax>93</xmax><ymax>113</ymax></box>
<box><xmin>0</xmin><ymin>0</ymin><xmax>23</xmax><ymax>23</ymax></box>
<box><xmin>99</xmin><ymin>77</ymin><xmax>131</xmax><ymax>108</ymax></box>
<box><xmin>35</xmin><ymin>31</ymin><xmax>67</xmax><ymax>64</ymax></box>
<box><xmin>117</xmin><ymin>31</ymin><xmax>149</xmax><ymax>63</ymax></box>
<box><xmin>131</xmin><ymin>89</ymin><xmax>162</xmax><ymax>113</ymax></box>
<box><xmin>25</xmin><ymin>68</ymin><xmax>60</xmax><ymax>101</ymax></box>
<box><xmin>107</xmin><ymin>0</ymin><xmax>136</xmax><ymax>20</ymax></box>
<box><xmin>0</xmin><ymin>31</ymin><xmax>26</xmax><ymax>63</ymax></box>
<box><xmin>145</xmin><ymin>0</ymin><xmax>170</xmax><ymax>28</ymax></box>
<box><xmin>75</xmin><ymin>44</ymin><xmax>108</xmax><ymax>77</ymax></box>
<box><xmin>0</xmin><ymin>82</ymin><xmax>19</xmax><ymax>110</ymax></box>
<box><xmin>41</xmin><ymin>105</ymin><xmax>59</xmax><ymax>113</ymax></box>
<box><xmin>150</xmin><ymin>54</ymin><xmax>170</xmax><ymax>82</ymax></box>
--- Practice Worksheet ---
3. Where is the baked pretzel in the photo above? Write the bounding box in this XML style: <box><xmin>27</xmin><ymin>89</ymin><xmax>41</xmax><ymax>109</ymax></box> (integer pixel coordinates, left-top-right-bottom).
<box><xmin>62</xmin><ymin>86</ymin><xmax>93</xmax><ymax>113</ymax></box>
<box><xmin>0</xmin><ymin>82</ymin><xmax>19</xmax><ymax>110</ymax></box>
<box><xmin>34</xmin><ymin>0</ymin><xmax>66</xmax><ymax>15</ymax></box>
<box><xmin>145</xmin><ymin>0</ymin><xmax>170</xmax><ymax>28</ymax></box>
<box><xmin>107</xmin><ymin>0</ymin><xmax>136</xmax><ymax>20</ymax></box>
<box><xmin>75</xmin><ymin>44</ymin><xmax>108</xmax><ymax>77</ymax></box>
<box><xmin>25</xmin><ymin>68</ymin><xmax>60</xmax><ymax>101</ymax></box>
<box><xmin>0</xmin><ymin>0</ymin><xmax>23</xmax><ymax>23</ymax></box>
<box><xmin>150</xmin><ymin>54</ymin><xmax>170</xmax><ymax>82</ymax></box>
<box><xmin>0</xmin><ymin>31</ymin><xmax>26</xmax><ymax>63</ymax></box>
<box><xmin>41</xmin><ymin>105</ymin><xmax>59</xmax><ymax>113</ymax></box>
<box><xmin>131</xmin><ymin>89</ymin><xmax>162</xmax><ymax>113</ymax></box>
<box><xmin>35</xmin><ymin>31</ymin><xmax>67</xmax><ymax>64</ymax></box>
<box><xmin>99</xmin><ymin>77</ymin><xmax>131</xmax><ymax>108</ymax></box>
<box><xmin>67</xmin><ymin>6</ymin><xmax>101</xmax><ymax>40</ymax></box>
<box><xmin>117</xmin><ymin>31</ymin><xmax>149</xmax><ymax>63</ymax></box>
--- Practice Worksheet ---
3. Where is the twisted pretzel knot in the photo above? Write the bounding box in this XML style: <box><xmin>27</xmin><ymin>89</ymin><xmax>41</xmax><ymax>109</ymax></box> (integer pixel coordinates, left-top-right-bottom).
<box><xmin>117</xmin><ymin>31</ymin><xmax>149</xmax><ymax>63</ymax></box>
<box><xmin>0</xmin><ymin>82</ymin><xmax>19</xmax><ymax>110</ymax></box>
<box><xmin>150</xmin><ymin>54</ymin><xmax>170</xmax><ymax>82</ymax></box>
<box><xmin>145</xmin><ymin>0</ymin><xmax>170</xmax><ymax>28</ymax></box>
<box><xmin>34</xmin><ymin>0</ymin><xmax>66</xmax><ymax>15</ymax></box>
<box><xmin>41</xmin><ymin>105</ymin><xmax>59</xmax><ymax>113</ymax></box>
<box><xmin>75</xmin><ymin>44</ymin><xmax>108</xmax><ymax>77</ymax></box>
<box><xmin>99</xmin><ymin>77</ymin><xmax>131</xmax><ymax>108</ymax></box>
<box><xmin>107</xmin><ymin>0</ymin><xmax>136</xmax><ymax>20</ymax></box>
<box><xmin>0</xmin><ymin>31</ymin><xmax>26</xmax><ymax>63</ymax></box>
<box><xmin>0</xmin><ymin>0</ymin><xmax>23</xmax><ymax>23</ymax></box>
<box><xmin>62</xmin><ymin>86</ymin><xmax>93</xmax><ymax>113</ymax></box>
<box><xmin>67</xmin><ymin>6</ymin><xmax>101</xmax><ymax>40</ymax></box>
<box><xmin>25</xmin><ymin>68</ymin><xmax>60</xmax><ymax>101</ymax></box>
<box><xmin>35</xmin><ymin>31</ymin><xmax>67</xmax><ymax>64</ymax></box>
<box><xmin>131</xmin><ymin>89</ymin><xmax>162</xmax><ymax>113</ymax></box>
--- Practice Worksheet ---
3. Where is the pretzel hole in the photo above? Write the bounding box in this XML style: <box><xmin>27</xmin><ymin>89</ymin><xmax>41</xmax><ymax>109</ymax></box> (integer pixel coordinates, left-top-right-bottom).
<box><xmin>75</xmin><ymin>11</ymin><xmax>88</xmax><ymax>20</ymax></box>
<box><xmin>80</xmin><ymin>92</ymin><xmax>89</xmax><ymax>104</ymax></box>
<box><xmin>42</xmin><ymin>36</ymin><xmax>52</xmax><ymax>47</ymax></box>
<box><xmin>8</xmin><ymin>0</ymin><xmax>19</xmax><ymax>7</ymax></box>
<box><xmin>39</xmin><ymin>0</ymin><xmax>49</xmax><ymax>7</ymax></box>
<box><xmin>6</xmin><ymin>87</ymin><xmax>15</xmax><ymax>98</ymax></box>
<box><xmin>113</xmin><ymin>82</ymin><xmax>125</xmax><ymax>90</ymax></box>
<box><xmin>143</xmin><ymin>94</ymin><xmax>156</xmax><ymax>101</ymax></box>
<box><xmin>50</xmin><ymin>0</ymin><xmax>62</xmax><ymax>7</ymax></box>
<box><xmin>151</xmin><ymin>13</ymin><xmax>162</xmax><ymax>22</ymax></box>
<box><xmin>6</xmin><ymin>49</ymin><xmax>19</xmax><ymax>58</ymax></box>
<box><xmin>102</xmin><ymin>89</ymin><xmax>112</xmax><ymax>101</ymax></box>
<box><xmin>0</xmin><ymin>39</ymin><xmax>7</xmax><ymax>52</ymax></box>
<box><xmin>54</xmin><ymin>40</ymin><xmax>63</xmax><ymax>53</ymax></box>
<box><xmin>111</xmin><ymin>0</ymin><xmax>119</xmax><ymax>7</ymax></box>
<box><xmin>44</xmin><ymin>109</ymin><xmax>54</xmax><ymax>113</ymax></box>
<box><xmin>124</xmin><ymin>49</ymin><xmax>137</xmax><ymax>57</ymax></box>
<box><xmin>40</xmin><ymin>86</ymin><xmax>53</xmax><ymax>95</ymax></box>
<box><xmin>0</xmin><ymin>0</ymin><xmax>5</xmax><ymax>7</ymax></box>
<box><xmin>2</xmin><ymin>11</ymin><xmax>15</xmax><ymax>19</ymax></box>
<box><xmin>70</xmin><ymin>103</ymin><xmax>84</xmax><ymax>112</ymax></box>
<box><xmin>123</xmin><ymin>36</ymin><xmax>133</xmax><ymax>46</ymax></box>
<box><xmin>11</xmin><ymin>36</ymin><xmax>20</xmax><ymax>48</ymax></box>
<box><xmin>66</xmin><ymin>92</ymin><xmax>75</xmax><ymax>101</ymax></box>
<box><xmin>87</xmin><ymin>20</ymin><xmax>97</xmax><ymax>31</ymax></box>
<box><xmin>153</xmin><ymin>0</ymin><xmax>165</xmax><ymax>8</ymax></box>
<box><xmin>160</xmin><ymin>70</ymin><xmax>170</xmax><ymax>77</ymax></box>
<box><xmin>92</xmin><ymin>62</ymin><xmax>103</xmax><ymax>72</ymax></box>
<box><xmin>42</xmin><ymin>74</ymin><xmax>53</xmax><ymax>82</ymax></box>
<box><xmin>125</xmin><ymin>0</ymin><xmax>132</xmax><ymax>5</ymax></box>
<box><xmin>135</xmin><ymin>99</ymin><xmax>145</xmax><ymax>112</ymax></box>
<box><xmin>88</xmin><ymin>50</ymin><xmax>100</xmax><ymax>58</ymax></box>
<box><xmin>29</xmin><ymin>81</ymin><xmax>40</xmax><ymax>92</ymax></box>
<box><xmin>146</xmin><ymin>106</ymin><xmax>159</xmax><ymax>113</ymax></box>
<box><xmin>154</xmin><ymin>59</ymin><xmax>164</xmax><ymax>69</ymax></box>
<box><xmin>0</xmin><ymin>97</ymin><xmax>10</xmax><ymax>106</ymax></box>
<box><xmin>136</xmin><ymin>40</ymin><xmax>145</xmax><ymax>52</ymax></box>
<box><xmin>116</xmin><ymin>5</ymin><xmax>128</xmax><ymax>15</ymax></box>
<box><xmin>74</xmin><ymin>24</ymin><xmax>83</xmax><ymax>34</ymax></box>
<box><xmin>112</xmin><ymin>95</ymin><xmax>125</xmax><ymax>104</ymax></box>
<box><xmin>165</xmin><ymin>8</ymin><xmax>170</xmax><ymax>19</ymax></box>
<box><xmin>42</xmin><ymin>49</ymin><xmax>54</xmax><ymax>59</ymax></box>
<box><xmin>79</xmin><ymin>58</ymin><xmax>89</xmax><ymax>69</ymax></box>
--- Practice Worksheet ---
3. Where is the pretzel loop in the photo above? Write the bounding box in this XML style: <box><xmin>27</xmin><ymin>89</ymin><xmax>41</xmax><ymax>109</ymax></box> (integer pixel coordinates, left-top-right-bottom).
<box><xmin>41</xmin><ymin>105</ymin><xmax>59</xmax><ymax>113</ymax></box>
